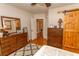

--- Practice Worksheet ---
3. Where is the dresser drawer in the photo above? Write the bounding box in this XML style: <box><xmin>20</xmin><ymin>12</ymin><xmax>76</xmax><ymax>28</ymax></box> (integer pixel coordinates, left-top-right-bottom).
<box><xmin>2</xmin><ymin>47</ymin><xmax>11</xmax><ymax>56</ymax></box>
<box><xmin>48</xmin><ymin>28</ymin><xmax>63</xmax><ymax>49</ymax></box>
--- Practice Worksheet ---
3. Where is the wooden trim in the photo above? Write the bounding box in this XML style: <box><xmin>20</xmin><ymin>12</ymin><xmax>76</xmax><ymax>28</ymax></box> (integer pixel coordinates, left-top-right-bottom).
<box><xmin>1</xmin><ymin>16</ymin><xmax>3</xmax><ymax>28</ymax></box>
<box><xmin>63</xmin><ymin>46</ymin><xmax>79</xmax><ymax>54</ymax></box>
<box><xmin>1</xmin><ymin>16</ymin><xmax>20</xmax><ymax>19</ymax></box>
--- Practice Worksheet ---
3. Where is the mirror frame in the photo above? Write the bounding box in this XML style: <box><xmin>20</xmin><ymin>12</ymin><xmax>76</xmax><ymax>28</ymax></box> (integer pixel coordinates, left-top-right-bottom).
<box><xmin>1</xmin><ymin>16</ymin><xmax>21</xmax><ymax>31</ymax></box>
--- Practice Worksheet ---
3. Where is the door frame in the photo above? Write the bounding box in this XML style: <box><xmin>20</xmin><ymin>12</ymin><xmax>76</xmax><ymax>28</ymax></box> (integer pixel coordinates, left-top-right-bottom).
<box><xmin>36</xmin><ymin>19</ymin><xmax>43</xmax><ymax>39</ymax></box>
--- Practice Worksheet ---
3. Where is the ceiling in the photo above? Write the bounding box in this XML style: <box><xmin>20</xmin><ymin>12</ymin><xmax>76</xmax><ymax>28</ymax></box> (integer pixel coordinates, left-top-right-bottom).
<box><xmin>7</xmin><ymin>3</ymin><xmax>73</xmax><ymax>13</ymax></box>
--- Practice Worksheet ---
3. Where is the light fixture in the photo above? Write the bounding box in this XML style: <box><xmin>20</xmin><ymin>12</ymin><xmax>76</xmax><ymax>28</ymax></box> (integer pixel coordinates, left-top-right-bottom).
<box><xmin>31</xmin><ymin>3</ymin><xmax>51</xmax><ymax>7</ymax></box>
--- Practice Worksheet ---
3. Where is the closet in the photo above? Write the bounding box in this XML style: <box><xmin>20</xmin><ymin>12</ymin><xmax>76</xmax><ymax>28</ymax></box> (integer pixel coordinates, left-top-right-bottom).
<box><xmin>63</xmin><ymin>9</ymin><xmax>79</xmax><ymax>53</ymax></box>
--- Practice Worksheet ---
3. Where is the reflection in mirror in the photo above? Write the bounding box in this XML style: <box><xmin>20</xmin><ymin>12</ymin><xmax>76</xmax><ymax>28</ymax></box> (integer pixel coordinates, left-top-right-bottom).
<box><xmin>16</xmin><ymin>19</ymin><xmax>21</xmax><ymax>30</ymax></box>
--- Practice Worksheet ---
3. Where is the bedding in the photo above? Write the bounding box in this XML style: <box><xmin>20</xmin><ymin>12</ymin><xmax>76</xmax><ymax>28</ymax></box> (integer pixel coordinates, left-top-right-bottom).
<box><xmin>34</xmin><ymin>45</ymin><xmax>79</xmax><ymax>56</ymax></box>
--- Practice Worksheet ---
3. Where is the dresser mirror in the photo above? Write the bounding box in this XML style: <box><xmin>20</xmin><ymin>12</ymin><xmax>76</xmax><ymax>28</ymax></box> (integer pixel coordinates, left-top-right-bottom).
<box><xmin>1</xmin><ymin>16</ymin><xmax>21</xmax><ymax>34</ymax></box>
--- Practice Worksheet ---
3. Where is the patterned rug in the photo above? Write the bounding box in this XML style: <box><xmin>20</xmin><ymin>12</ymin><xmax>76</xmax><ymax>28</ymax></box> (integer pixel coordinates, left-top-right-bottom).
<box><xmin>9</xmin><ymin>44</ymin><xmax>41</xmax><ymax>56</ymax></box>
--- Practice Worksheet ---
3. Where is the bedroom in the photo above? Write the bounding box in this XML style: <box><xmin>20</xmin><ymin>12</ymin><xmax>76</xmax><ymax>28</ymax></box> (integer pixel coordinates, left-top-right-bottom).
<box><xmin>0</xmin><ymin>3</ymin><xmax>79</xmax><ymax>56</ymax></box>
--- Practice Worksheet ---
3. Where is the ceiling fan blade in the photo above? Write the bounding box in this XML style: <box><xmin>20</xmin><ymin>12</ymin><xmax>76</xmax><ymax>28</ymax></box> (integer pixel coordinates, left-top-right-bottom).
<box><xmin>31</xmin><ymin>3</ymin><xmax>37</xmax><ymax>5</ymax></box>
<box><xmin>31</xmin><ymin>3</ymin><xmax>51</xmax><ymax>7</ymax></box>
<box><xmin>45</xmin><ymin>3</ymin><xmax>51</xmax><ymax>7</ymax></box>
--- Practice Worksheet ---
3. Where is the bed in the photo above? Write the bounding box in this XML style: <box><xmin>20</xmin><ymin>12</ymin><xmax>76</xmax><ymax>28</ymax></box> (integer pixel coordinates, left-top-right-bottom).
<box><xmin>34</xmin><ymin>45</ymin><xmax>79</xmax><ymax>56</ymax></box>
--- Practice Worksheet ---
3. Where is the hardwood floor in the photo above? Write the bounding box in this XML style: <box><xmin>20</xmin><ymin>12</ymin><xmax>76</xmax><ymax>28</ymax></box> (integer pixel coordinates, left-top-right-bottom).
<box><xmin>31</xmin><ymin>38</ymin><xmax>47</xmax><ymax>46</ymax></box>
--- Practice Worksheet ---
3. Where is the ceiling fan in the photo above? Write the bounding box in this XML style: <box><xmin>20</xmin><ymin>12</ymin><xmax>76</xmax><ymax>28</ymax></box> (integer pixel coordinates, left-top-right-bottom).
<box><xmin>31</xmin><ymin>3</ymin><xmax>51</xmax><ymax>7</ymax></box>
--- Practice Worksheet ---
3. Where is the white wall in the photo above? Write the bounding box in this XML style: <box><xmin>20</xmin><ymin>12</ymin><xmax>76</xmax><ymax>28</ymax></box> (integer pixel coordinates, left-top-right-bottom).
<box><xmin>31</xmin><ymin>13</ymin><xmax>47</xmax><ymax>40</ymax></box>
<box><xmin>0</xmin><ymin>4</ymin><xmax>48</xmax><ymax>40</ymax></box>
<box><xmin>1</xmin><ymin>3</ymin><xmax>79</xmax><ymax>40</ymax></box>
<box><xmin>0</xmin><ymin>4</ymin><xmax>32</xmax><ymax>40</ymax></box>
<box><xmin>48</xmin><ymin>4</ymin><xmax>79</xmax><ymax>28</ymax></box>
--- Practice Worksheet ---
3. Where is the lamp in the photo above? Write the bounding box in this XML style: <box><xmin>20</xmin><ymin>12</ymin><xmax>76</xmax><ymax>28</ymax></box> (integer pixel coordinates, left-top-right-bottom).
<box><xmin>58</xmin><ymin>18</ymin><xmax>63</xmax><ymax>28</ymax></box>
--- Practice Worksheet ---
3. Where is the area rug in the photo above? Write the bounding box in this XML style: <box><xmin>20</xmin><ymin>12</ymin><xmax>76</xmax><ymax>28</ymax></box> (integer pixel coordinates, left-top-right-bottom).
<box><xmin>9</xmin><ymin>44</ymin><xmax>41</xmax><ymax>56</ymax></box>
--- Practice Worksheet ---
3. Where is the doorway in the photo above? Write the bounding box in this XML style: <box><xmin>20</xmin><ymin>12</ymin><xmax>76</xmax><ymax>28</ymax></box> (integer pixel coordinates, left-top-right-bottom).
<box><xmin>37</xmin><ymin>19</ymin><xmax>43</xmax><ymax>39</ymax></box>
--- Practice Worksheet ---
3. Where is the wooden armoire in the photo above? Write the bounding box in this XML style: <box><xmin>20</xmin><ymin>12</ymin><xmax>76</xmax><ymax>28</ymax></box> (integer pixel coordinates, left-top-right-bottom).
<box><xmin>63</xmin><ymin>9</ymin><xmax>79</xmax><ymax>53</ymax></box>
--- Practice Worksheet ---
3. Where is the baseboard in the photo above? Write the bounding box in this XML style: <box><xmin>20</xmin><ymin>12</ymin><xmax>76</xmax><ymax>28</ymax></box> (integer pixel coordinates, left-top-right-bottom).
<box><xmin>63</xmin><ymin>46</ymin><xmax>79</xmax><ymax>54</ymax></box>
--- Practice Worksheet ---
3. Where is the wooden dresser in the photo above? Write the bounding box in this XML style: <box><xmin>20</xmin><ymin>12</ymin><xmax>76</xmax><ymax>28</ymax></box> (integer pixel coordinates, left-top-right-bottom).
<box><xmin>47</xmin><ymin>28</ymin><xmax>63</xmax><ymax>48</ymax></box>
<box><xmin>0</xmin><ymin>32</ymin><xmax>28</xmax><ymax>56</ymax></box>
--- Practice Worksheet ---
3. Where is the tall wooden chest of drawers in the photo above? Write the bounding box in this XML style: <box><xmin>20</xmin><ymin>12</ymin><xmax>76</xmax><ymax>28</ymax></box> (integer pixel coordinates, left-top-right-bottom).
<box><xmin>47</xmin><ymin>28</ymin><xmax>63</xmax><ymax>48</ymax></box>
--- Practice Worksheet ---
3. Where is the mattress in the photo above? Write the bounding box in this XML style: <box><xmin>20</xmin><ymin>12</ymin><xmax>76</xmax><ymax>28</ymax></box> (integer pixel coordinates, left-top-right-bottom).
<box><xmin>34</xmin><ymin>45</ymin><xmax>79</xmax><ymax>56</ymax></box>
